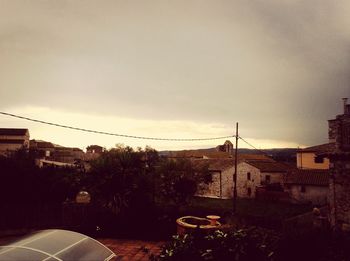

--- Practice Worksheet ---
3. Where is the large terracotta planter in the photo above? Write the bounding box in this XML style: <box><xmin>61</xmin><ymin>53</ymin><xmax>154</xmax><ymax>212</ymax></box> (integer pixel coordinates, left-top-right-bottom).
<box><xmin>176</xmin><ymin>216</ymin><xmax>221</xmax><ymax>235</ymax></box>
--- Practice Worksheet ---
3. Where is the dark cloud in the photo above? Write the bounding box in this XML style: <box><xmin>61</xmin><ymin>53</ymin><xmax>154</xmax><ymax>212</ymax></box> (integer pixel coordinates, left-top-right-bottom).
<box><xmin>0</xmin><ymin>0</ymin><xmax>349</xmax><ymax>147</ymax></box>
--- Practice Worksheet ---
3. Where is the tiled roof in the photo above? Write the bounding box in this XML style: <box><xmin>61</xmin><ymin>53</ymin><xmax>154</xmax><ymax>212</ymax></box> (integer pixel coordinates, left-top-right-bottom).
<box><xmin>167</xmin><ymin>149</ymin><xmax>231</xmax><ymax>159</ymax></box>
<box><xmin>87</xmin><ymin>145</ymin><xmax>103</xmax><ymax>149</ymax></box>
<box><xmin>192</xmin><ymin>155</ymin><xmax>275</xmax><ymax>171</ymax></box>
<box><xmin>30</xmin><ymin>140</ymin><xmax>55</xmax><ymax>148</ymax></box>
<box><xmin>245</xmin><ymin>160</ymin><xmax>289</xmax><ymax>172</ymax></box>
<box><xmin>0</xmin><ymin>128</ymin><xmax>28</xmax><ymax>136</ymax></box>
<box><xmin>238</xmin><ymin>154</ymin><xmax>273</xmax><ymax>161</ymax></box>
<box><xmin>284</xmin><ymin>169</ymin><xmax>329</xmax><ymax>186</ymax></box>
<box><xmin>192</xmin><ymin>159</ymin><xmax>234</xmax><ymax>171</ymax></box>
<box><xmin>300</xmin><ymin>143</ymin><xmax>335</xmax><ymax>153</ymax></box>
<box><xmin>167</xmin><ymin>149</ymin><xmax>272</xmax><ymax>161</ymax></box>
<box><xmin>0</xmin><ymin>139</ymin><xmax>25</xmax><ymax>144</ymax></box>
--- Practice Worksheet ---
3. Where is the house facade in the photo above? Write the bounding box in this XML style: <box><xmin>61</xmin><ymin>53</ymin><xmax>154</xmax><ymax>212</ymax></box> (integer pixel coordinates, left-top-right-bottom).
<box><xmin>85</xmin><ymin>145</ymin><xmax>104</xmax><ymax>160</ymax></box>
<box><xmin>237</xmin><ymin>160</ymin><xmax>287</xmax><ymax>198</ymax></box>
<box><xmin>195</xmin><ymin>159</ymin><xmax>234</xmax><ymax>199</ymax></box>
<box><xmin>196</xmin><ymin>157</ymin><xmax>287</xmax><ymax>200</ymax></box>
<box><xmin>296</xmin><ymin>143</ymin><xmax>333</xmax><ymax>170</ymax></box>
<box><xmin>0</xmin><ymin>128</ymin><xmax>30</xmax><ymax>155</ymax></box>
<box><xmin>284</xmin><ymin>169</ymin><xmax>329</xmax><ymax>205</ymax></box>
<box><xmin>30</xmin><ymin>139</ymin><xmax>85</xmax><ymax>166</ymax></box>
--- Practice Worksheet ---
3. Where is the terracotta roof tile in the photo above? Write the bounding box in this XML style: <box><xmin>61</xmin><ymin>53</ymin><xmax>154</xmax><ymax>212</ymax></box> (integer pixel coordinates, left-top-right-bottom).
<box><xmin>300</xmin><ymin>143</ymin><xmax>335</xmax><ymax>153</ymax></box>
<box><xmin>0</xmin><ymin>139</ymin><xmax>25</xmax><ymax>144</ymax></box>
<box><xmin>245</xmin><ymin>160</ymin><xmax>289</xmax><ymax>172</ymax></box>
<box><xmin>284</xmin><ymin>169</ymin><xmax>329</xmax><ymax>186</ymax></box>
<box><xmin>0</xmin><ymin>128</ymin><xmax>28</xmax><ymax>136</ymax></box>
<box><xmin>192</xmin><ymin>158</ymin><xmax>234</xmax><ymax>171</ymax></box>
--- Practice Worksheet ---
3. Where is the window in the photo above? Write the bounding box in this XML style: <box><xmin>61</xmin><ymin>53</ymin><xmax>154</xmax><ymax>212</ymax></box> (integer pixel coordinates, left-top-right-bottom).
<box><xmin>247</xmin><ymin>172</ymin><xmax>251</xmax><ymax>180</ymax></box>
<box><xmin>314</xmin><ymin>156</ymin><xmax>324</xmax><ymax>164</ymax></box>
<box><xmin>265</xmin><ymin>175</ymin><xmax>271</xmax><ymax>184</ymax></box>
<box><xmin>301</xmin><ymin>185</ymin><xmax>306</xmax><ymax>193</ymax></box>
<box><xmin>247</xmin><ymin>187</ymin><xmax>252</xmax><ymax>197</ymax></box>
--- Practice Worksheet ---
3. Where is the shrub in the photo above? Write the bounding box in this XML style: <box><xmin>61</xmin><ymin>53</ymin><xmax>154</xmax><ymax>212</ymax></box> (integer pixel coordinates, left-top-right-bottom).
<box><xmin>153</xmin><ymin>227</ymin><xmax>279</xmax><ymax>261</ymax></box>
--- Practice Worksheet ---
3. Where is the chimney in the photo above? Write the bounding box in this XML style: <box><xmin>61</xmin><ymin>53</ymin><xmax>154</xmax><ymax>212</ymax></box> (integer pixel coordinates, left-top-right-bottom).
<box><xmin>343</xmin><ymin>98</ymin><xmax>349</xmax><ymax>115</ymax></box>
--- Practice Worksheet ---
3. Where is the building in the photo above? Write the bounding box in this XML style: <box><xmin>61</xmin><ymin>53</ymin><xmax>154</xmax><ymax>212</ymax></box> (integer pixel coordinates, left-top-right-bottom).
<box><xmin>85</xmin><ymin>145</ymin><xmax>104</xmax><ymax>161</ymax></box>
<box><xmin>296</xmin><ymin>143</ymin><xmax>333</xmax><ymax>170</ymax></box>
<box><xmin>0</xmin><ymin>128</ymin><xmax>30</xmax><ymax>155</ymax></box>
<box><xmin>195</xmin><ymin>159</ymin><xmax>235</xmax><ymax>199</ymax></box>
<box><xmin>195</xmin><ymin>156</ymin><xmax>282</xmax><ymax>199</ymax></box>
<box><xmin>326</xmin><ymin>98</ymin><xmax>350</xmax><ymax>229</ymax></box>
<box><xmin>165</xmin><ymin>148</ymin><xmax>232</xmax><ymax>160</ymax></box>
<box><xmin>216</xmin><ymin>140</ymin><xmax>234</xmax><ymax>154</ymax></box>
<box><xmin>30</xmin><ymin>139</ymin><xmax>55</xmax><ymax>157</ymax></box>
<box><xmin>30</xmin><ymin>139</ymin><xmax>85</xmax><ymax>166</ymax></box>
<box><xmin>86</xmin><ymin>145</ymin><xmax>103</xmax><ymax>154</ymax></box>
<box><xmin>284</xmin><ymin>169</ymin><xmax>329</xmax><ymax>205</ymax></box>
<box><xmin>236</xmin><ymin>160</ymin><xmax>288</xmax><ymax>198</ymax></box>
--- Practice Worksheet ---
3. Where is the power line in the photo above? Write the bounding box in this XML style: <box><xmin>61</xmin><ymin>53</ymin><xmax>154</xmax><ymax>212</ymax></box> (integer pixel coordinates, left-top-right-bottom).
<box><xmin>239</xmin><ymin>135</ymin><xmax>283</xmax><ymax>159</ymax></box>
<box><xmin>238</xmin><ymin>136</ymin><xmax>263</xmax><ymax>152</ymax></box>
<box><xmin>238</xmin><ymin>135</ymin><xmax>296</xmax><ymax>168</ymax></box>
<box><xmin>0</xmin><ymin>111</ymin><xmax>235</xmax><ymax>141</ymax></box>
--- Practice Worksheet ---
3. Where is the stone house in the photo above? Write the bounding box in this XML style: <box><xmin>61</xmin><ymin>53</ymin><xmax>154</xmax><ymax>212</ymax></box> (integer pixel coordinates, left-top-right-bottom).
<box><xmin>195</xmin><ymin>157</ymin><xmax>285</xmax><ymax>199</ymax></box>
<box><xmin>325</xmin><ymin>98</ymin><xmax>350</xmax><ymax>229</ymax></box>
<box><xmin>30</xmin><ymin>139</ymin><xmax>85</xmax><ymax>165</ymax></box>
<box><xmin>86</xmin><ymin>145</ymin><xmax>104</xmax><ymax>154</ymax></box>
<box><xmin>30</xmin><ymin>139</ymin><xmax>55</xmax><ymax>157</ymax></box>
<box><xmin>284</xmin><ymin>169</ymin><xmax>329</xmax><ymax>205</ymax></box>
<box><xmin>85</xmin><ymin>145</ymin><xmax>104</xmax><ymax>161</ymax></box>
<box><xmin>216</xmin><ymin>140</ymin><xmax>234</xmax><ymax>154</ymax></box>
<box><xmin>195</xmin><ymin>159</ymin><xmax>234</xmax><ymax>199</ymax></box>
<box><xmin>0</xmin><ymin>128</ymin><xmax>30</xmax><ymax>155</ymax></box>
<box><xmin>296</xmin><ymin>143</ymin><xmax>333</xmax><ymax>170</ymax></box>
<box><xmin>236</xmin><ymin>160</ymin><xmax>287</xmax><ymax>198</ymax></box>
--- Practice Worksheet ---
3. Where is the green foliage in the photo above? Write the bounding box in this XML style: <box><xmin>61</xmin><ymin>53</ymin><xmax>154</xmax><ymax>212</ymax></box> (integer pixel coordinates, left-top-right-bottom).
<box><xmin>157</xmin><ymin>158</ymin><xmax>211</xmax><ymax>206</ymax></box>
<box><xmin>154</xmin><ymin>228</ymin><xmax>279</xmax><ymax>261</ymax></box>
<box><xmin>87</xmin><ymin>145</ymin><xmax>212</xmax><ymax>214</ymax></box>
<box><xmin>0</xmin><ymin>148</ymin><xmax>81</xmax><ymax>206</ymax></box>
<box><xmin>0</xmin><ymin>148</ymin><xmax>82</xmax><ymax>229</ymax></box>
<box><xmin>85</xmin><ymin>145</ymin><xmax>158</xmax><ymax>215</ymax></box>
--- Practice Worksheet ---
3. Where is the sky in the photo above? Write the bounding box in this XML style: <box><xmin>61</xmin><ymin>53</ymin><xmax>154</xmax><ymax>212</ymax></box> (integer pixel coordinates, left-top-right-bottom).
<box><xmin>0</xmin><ymin>0</ymin><xmax>350</xmax><ymax>151</ymax></box>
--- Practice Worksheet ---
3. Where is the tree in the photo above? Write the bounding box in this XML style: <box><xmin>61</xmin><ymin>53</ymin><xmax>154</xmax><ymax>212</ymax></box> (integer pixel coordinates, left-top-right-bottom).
<box><xmin>157</xmin><ymin>158</ymin><xmax>211</xmax><ymax>206</ymax></box>
<box><xmin>86</xmin><ymin>145</ymin><xmax>156</xmax><ymax>215</ymax></box>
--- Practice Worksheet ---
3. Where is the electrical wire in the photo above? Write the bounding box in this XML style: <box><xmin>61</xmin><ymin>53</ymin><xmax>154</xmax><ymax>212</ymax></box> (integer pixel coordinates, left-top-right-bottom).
<box><xmin>238</xmin><ymin>135</ymin><xmax>298</xmax><ymax>168</ymax></box>
<box><xmin>0</xmin><ymin>111</ymin><xmax>235</xmax><ymax>141</ymax></box>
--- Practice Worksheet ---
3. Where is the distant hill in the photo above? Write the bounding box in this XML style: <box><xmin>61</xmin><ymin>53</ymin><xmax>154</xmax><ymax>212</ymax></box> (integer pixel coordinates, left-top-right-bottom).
<box><xmin>160</xmin><ymin>147</ymin><xmax>298</xmax><ymax>165</ymax></box>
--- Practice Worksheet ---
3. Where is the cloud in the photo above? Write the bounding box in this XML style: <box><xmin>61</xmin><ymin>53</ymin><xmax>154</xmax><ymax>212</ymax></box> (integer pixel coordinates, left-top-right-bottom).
<box><xmin>0</xmin><ymin>106</ymin><xmax>304</xmax><ymax>150</ymax></box>
<box><xmin>0</xmin><ymin>0</ymin><xmax>349</xmax><ymax>148</ymax></box>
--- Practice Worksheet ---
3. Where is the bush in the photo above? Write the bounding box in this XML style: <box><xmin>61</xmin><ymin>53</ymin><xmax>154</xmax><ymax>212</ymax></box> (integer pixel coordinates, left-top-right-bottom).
<box><xmin>153</xmin><ymin>228</ymin><xmax>279</xmax><ymax>261</ymax></box>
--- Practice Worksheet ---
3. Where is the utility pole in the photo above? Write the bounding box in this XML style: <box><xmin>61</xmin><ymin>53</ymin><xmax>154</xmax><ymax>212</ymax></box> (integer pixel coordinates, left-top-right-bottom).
<box><xmin>233</xmin><ymin>122</ymin><xmax>239</xmax><ymax>214</ymax></box>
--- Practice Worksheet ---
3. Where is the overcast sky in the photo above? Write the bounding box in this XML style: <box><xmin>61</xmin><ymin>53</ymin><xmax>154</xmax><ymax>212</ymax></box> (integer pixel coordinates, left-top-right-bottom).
<box><xmin>0</xmin><ymin>0</ymin><xmax>349</xmax><ymax>150</ymax></box>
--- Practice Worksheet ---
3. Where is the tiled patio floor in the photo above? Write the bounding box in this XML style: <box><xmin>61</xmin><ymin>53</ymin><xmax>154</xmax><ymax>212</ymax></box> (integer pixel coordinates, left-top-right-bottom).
<box><xmin>98</xmin><ymin>238</ymin><xmax>164</xmax><ymax>261</ymax></box>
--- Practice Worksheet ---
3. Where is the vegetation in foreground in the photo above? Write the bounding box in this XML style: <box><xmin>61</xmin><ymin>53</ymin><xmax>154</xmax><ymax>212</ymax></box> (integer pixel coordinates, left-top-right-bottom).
<box><xmin>0</xmin><ymin>146</ymin><xmax>310</xmax><ymax>239</ymax></box>
<box><xmin>152</xmin><ymin>228</ymin><xmax>350</xmax><ymax>261</ymax></box>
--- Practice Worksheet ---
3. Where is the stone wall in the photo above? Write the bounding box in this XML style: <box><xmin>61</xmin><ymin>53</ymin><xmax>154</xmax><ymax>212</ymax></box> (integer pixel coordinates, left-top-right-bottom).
<box><xmin>287</xmin><ymin>184</ymin><xmax>328</xmax><ymax>205</ymax></box>
<box><xmin>329</xmin><ymin>159</ymin><xmax>350</xmax><ymax>227</ymax></box>
<box><xmin>196</xmin><ymin>167</ymin><xmax>234</xmax><ymax>199</ymax></box>
<box><xmin>236</xmin><ymin>162</ymin><xmax>285</xmax><ymax>198</ymax></box>
<box><xmin>0</xmin><ymin>144</ymin><xmax>24</xmax><ymax>154</ymax></box>
<box><xmin>328</xmin><ymin>100</ymin><xmax>350</xmax><ymax>229</ymax></box>
<box><xmin>236</xmin><ymin>162</ymin><xmax>261</xmax><ymax>198</ymax></box>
